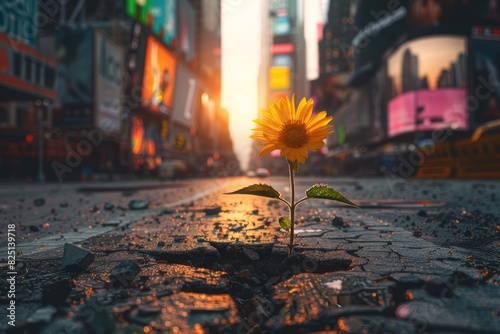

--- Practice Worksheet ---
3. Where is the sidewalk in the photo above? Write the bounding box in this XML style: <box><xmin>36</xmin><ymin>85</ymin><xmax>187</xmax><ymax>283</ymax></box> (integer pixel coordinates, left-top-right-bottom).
<box><xmin>2</xmin><ymin>178</ymin><xmax>499</xmax><ymax>333</ymax></box>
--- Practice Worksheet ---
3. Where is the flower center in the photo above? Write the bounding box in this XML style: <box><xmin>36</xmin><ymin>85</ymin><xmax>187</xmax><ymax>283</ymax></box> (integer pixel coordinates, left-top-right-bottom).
<box><xmin>279</xmin><ymin>121</ymin><xmax>309</xmax><ymax>148</ymax></box>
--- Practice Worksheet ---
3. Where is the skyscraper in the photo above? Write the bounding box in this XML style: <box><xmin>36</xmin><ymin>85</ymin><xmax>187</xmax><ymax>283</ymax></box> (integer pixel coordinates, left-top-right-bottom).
<box><xmin>319</xmin><ymin>0</ymin><xmax>358</xmax><ymax>76</ymax></box>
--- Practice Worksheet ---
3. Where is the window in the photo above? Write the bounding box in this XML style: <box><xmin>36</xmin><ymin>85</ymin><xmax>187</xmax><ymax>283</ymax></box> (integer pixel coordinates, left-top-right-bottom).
<box><xmin>45</xmin><ymin>67</ymin><xmax>55</xmax><ymax>89</ymax></box>
<box><xmin>0</xmin><ymin>105</ymin><xmax>8</xmax><ymax>124</ymax></box>
<box><xmin>35</xmin><ymin>61</ymin><xmax>41</xmax><ymax>85</ymax></box>
<box><xmin>25</xmin><ymin>57</ymin><xmax>32</xmax><ymax>81</ymax></box>
<box><xmin>13</xmin><ymin>52</ymin><xmax>21</xmax><ymax>76</ymax></box>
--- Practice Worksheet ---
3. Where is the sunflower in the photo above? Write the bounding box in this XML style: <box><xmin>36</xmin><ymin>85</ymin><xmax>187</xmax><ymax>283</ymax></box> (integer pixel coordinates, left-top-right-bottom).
<box><xmin>251</xmin><ymin>95</ymin><xmax>333</xmax><ymax>164</ymax></box>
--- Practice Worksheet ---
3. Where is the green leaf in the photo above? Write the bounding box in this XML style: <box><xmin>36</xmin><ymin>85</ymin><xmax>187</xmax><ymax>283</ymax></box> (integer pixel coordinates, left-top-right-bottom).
<box><xmin>305</xmin><ymin>184</ymin><xmax>359</xmax><ymax>208</ymax></box>
<box><xmin>279</xmin><ymin>217</ymin><xmax>291</xmax><ymax>231</ymax></box>
<box><xmin>224</xmin><ymin>183</ymin><xmax>281</xmax><ymax>199</ymax></box>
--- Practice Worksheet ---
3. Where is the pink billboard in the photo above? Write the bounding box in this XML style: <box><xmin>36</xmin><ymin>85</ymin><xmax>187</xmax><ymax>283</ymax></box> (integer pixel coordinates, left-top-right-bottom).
<box><xmin>388</xmin><ymin>88</ymin><xmax>468</xmax><ymax>137</ymax></box>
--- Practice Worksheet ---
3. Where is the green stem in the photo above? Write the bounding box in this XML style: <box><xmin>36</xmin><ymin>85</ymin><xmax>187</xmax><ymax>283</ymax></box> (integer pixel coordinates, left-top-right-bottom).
<box><xmin>295</xmin><ymin>197</ymin><xmax>308</xmax><ymax>208</ymax></box>
<box><xmin>288</xmin><ymin>160</ymin><xmax>295</xmax><ymax>256</ymax></box>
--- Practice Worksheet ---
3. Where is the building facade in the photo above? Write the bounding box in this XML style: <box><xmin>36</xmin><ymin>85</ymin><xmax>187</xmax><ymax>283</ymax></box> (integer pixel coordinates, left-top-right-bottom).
<box><xmin>0</xmin><ymin>0</ymin><xmax>234</xmax><ymax>181</ymax></box>
<box><xmin>326</xmin><ymin>0</ymin><xmax>500</xmax><ymax>176</ymax></box>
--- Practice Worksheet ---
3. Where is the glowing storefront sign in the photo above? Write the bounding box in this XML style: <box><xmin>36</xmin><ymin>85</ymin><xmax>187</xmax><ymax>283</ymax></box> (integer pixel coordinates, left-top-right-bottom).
<box><xmin>142</xmin><ymin>36</ymin><xmax>177</xmax><ymax>114</ymax></box>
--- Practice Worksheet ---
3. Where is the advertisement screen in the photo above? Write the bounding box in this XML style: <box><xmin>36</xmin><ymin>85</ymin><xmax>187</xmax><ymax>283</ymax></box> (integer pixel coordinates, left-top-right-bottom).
<box><xmin>270</xmin><ymin>66</ymin><xmax>290</xmax><ymax>90</ymax></box>
<box><xmin>95</xmin><ymin>31</ymin><xmax>124</xmax><ymax>135</ymax></box>
<box><xmin>178</xmin><ymin>0</ymin><xmax>195</xmax><ymax>62</ymax></box>
<box><xmin>125</xmin><ymin>0</ymin><xmax>176</xmax><ymax>47</ymax></box>
<box><xmin>471</xmin><ymin>39</ymin><xmax>500</xmax><ymax>128</ymax></box>
<box><xmin>0</xmin><ymin>0</ymin><xmax>37</xmax><ymax>46</ymax></box>
<box><xmin>273</xmin><ymin>15</ymin><xmax>291</xmax><ymax>36</ymax></box>
<box><xmin>353</xmin><ymin>0</ymin><xmax>472</xmax><ymax>79</ymax></box>
<box><xmin>387</xmin><ymin>35</ymin><xmax>468</xmax><ymax>137</ymax></box>
<box><xmin>142</xmin><ymin>36</ymin><xmax>176</xmax><ymax>115</ymax></box>
<box><xmin>273</xmin><ymin>54</ymin><xmax>292</xmax><ymax>68</ymax></box>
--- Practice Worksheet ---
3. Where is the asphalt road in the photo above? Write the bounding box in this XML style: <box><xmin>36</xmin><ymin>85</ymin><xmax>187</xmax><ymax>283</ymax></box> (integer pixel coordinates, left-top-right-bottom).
<box><xmin>1</xmin><ymin>176</ymin><xmax>498</xmax><ymax>259</ymax></box>
<box><xmin>1</xmin><ymin>176</ymin><xmax>499</xmax><ymax>333</ymax></box>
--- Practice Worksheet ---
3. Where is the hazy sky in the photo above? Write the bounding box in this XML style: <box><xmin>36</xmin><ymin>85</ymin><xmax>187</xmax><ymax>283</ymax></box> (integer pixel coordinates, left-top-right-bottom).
<box><xmin>221</xmin><ymin>0</ymin><xmax>325</xmax><ymax>170</ymax></box>
<box><xmin>221</xmin><ymin>0</ymin><xmax>262</xmax><ymax>171</ymax></box>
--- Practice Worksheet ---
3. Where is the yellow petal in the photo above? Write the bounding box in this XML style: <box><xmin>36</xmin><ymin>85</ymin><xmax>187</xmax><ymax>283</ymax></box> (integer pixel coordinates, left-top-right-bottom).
<box><xmin>259</xmin><ymin>143</ymin><xmax>276</xmax><ymax>157</ymax></box>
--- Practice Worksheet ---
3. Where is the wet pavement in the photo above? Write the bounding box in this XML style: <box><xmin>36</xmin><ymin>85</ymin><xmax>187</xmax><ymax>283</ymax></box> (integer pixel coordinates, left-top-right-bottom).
<box><xmin>0</xmin><ymin>176</ymin><xmax>499</xmax><ymax>333</ymax></box>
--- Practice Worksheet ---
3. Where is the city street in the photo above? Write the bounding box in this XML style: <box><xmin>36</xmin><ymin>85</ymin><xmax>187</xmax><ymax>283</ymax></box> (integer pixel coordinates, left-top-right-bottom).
<box><xmin>1</xmin><ymin>176</ymin><xmax>499</xmax><ymax>333</ymax></box>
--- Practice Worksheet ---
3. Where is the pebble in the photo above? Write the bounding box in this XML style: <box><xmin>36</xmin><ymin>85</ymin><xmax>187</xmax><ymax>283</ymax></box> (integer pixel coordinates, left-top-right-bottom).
<box><xmin>34</xmin><ymin>198</ymin><xmax>46</xmax><ymax>207</ymax></box>
<box><xmin>128</xmin><ymin>200</ymin><xmax>149</xmax><ymax>210</ymax></box>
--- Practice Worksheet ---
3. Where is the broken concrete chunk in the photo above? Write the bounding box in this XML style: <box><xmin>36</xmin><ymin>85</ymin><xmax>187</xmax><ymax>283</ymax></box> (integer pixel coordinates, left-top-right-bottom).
<box><xmin>62</xmin><ymin>243</ymin><xmax>95</xmax><ymax>271</ymax></box>
<box><xmin>243</xmin><ymin>247</ymin><xmax>260</xmax><ymax>261</ymax></box>
<box><xmin>110</xmin><ymin>260</ymin><xmax>141</xmax><ymax>288</ymax></box>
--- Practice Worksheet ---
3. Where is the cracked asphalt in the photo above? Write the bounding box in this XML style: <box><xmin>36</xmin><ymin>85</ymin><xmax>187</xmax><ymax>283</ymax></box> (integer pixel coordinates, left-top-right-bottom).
<box><xmin>0</xmin><ymin>176</ymin><xmax>499</xmax><ymax>333</ymax></box>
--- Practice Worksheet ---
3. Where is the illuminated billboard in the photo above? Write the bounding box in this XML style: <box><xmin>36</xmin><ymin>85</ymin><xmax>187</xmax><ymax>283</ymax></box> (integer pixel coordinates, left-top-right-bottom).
<box><xmin>387</xmin><ymin>35</ymin><xmax>468</xmax><ymax>137</ymax></box>
<box><xmin>273</xmin><ymin>15</ymin><xmax>290</xmax><ymax>35</ymax></box>
<box><xmin>270</xmin><ymin>66</ymin><xmax>290</xmax><ymax>90</ymax></box>
<box><xmin>142</xmin><ymin>36</ymin><xmax>177</xmax><ymax>115</ymax></box>
<box><xmin>471</xmin><ymin>38</ymin><xmax>500</xmax><ymax>128</ymax></box>
<box><xmin>352</xmin><ymin>0</ymin><xmax>473</xmax><ymax>80</ymax></box>
<box><xmin>125</xmin><ymin>0</ymin><xmax>176</xmax><ymax>47</ymax></box>
<box><xmin>273</xmin><ymin>54</ymin><xmax>292</xmax><ymax>68</ymax></box>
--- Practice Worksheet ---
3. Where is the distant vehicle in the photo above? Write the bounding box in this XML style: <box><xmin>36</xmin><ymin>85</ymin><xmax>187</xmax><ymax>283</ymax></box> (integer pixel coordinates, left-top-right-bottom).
<box><xmin>158</xmin><ymin>159</ymin><xmax>188</xmax><ymax>179</ymax></box>
<box><xmin>255</xmin><ymin>168</ymin><xmax>271</xmax><ymax>177</ymax></box>
<box><xmin>246</xmin><ymin>170</ymin><xmax>256</xmax><ymax>178</ymax></box>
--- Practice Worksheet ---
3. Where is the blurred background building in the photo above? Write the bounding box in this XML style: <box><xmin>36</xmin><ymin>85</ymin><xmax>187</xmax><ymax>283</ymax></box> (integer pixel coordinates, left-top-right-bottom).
<box><xmin>0</xmin><ymin>0</ymin><xmax>237</xmax><ymax>181</ymax></box>
<box><xmin>250</xmin><ymin>0</ymin><xmax>308</xmax><ymax>174</ymax></box>
<box><xmin>319</xmin><ymin>0</ymin><xmax>500</xmax><ymax>178</ymax></box>
<box><xmin>251</xmin><ymin>0</ymin><xmax>500</xmax><ymax>179</ymax></box>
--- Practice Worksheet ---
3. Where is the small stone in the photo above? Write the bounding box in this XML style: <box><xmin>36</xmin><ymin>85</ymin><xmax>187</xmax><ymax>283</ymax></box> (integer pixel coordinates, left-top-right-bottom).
<box><xmin>157</xmin><ymin>241</ymin><xmax>166</xmax><ymax>247</ymax></box>
<box><xmin>252</xmin><ymin>209</ymin><xmax>259</xmax><ymax>215</ymax></box>
<box><xmin>34</xmin><ymin>198</ymin><xmax>46</xmax><ymax>207</ymax></box>
<box><xmin>238</xmin><ymin>269</ymin><xmax>253</xmax><ymax>278</ymax></box>
<box><xmin>416</xmin><ymin>209</ymin><xmax>428</xmax><ymax>217</ymax></box>
<box><xmin>29</xmin><ymin>225</ymin><xmax>40</xmax><ymax>232</ymax></box>
<box><xmin>138</xmin><ymin>305</ymin><xmax>161</xmax><ymax>316</ymax></box>
<box><xmin>174</xmin><ymin>236</ymin><xmax>186</xmax><ymax>242</ymax></box>
<box><xmin>103</xmin><ymin>202</ymin><xmax>114</xmax><ymax>211</ymax></box>
<box><xmin>102</xmin><ymin>220</ymin><xmax>120</xmax><ymax>227</ymax></box>
<box><xmin>243</xmin><ymin>247</ymin><xmax>260</xmax><ymax>261</ymax></box>
<box><xmin>26</xmin><ymin>306</ymin><xmax>57</xmax><ymax>323</ymax></box>
<box><xmin>110</xmin><ymin>260</ymin><xmax>141</xmax><ymax>287</ymax></box>
<box><xmin>128</xmin><ymin>200</ymin><xmax>149</xmax><ymax>210</ymax></box>
<box><xmin>204</xmin><ymin>206</ymin><xmax>222</xmax><ymax>215</ymax></box>
<box><xmin>62</xmin><ymin>243</ymin><xmax>95</xmax><ymax>271</ymax></box>
<box><xmin>332</xmin><ymin>216</ymin><xmax>344</xmax><ymax>227</ymax></box>
<box><xmin>40</xmin><ymin>319</ymin><xmax>86</xmax><ymax>334</ymax></box>
<box><xmin>89</xmin><ymin>205</ymin><xmax>99</xmax><ymax>213</ymax></box>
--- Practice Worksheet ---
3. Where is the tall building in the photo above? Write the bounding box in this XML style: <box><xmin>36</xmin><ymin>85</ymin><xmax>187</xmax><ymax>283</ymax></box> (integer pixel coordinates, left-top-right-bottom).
<box><xmin>251</xmin><ymin>0</ymin><xmax>307</xmax><ymax>173</ymax></box>
<box><xmin>319</xmin><ymin>0</ymin><xmax>358</xmax><ymax>76</ymax></box>
<box><xmin>0</xmin><ymin>0</ymin><xmax>232</xmax><ymax>181</ymax></box>
<box><xmin>402</xmin><ymin>49</ymin><xmax>419</xmax><ymax>93</ymax></box>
